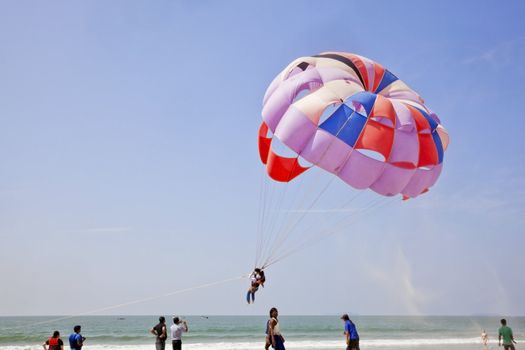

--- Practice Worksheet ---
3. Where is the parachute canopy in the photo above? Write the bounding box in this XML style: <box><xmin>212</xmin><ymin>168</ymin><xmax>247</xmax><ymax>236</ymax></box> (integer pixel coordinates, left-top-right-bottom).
<box><xmin>259</xmin><ymin>52</ymin><xmax>449</xmax><ymax>199</ymax></box>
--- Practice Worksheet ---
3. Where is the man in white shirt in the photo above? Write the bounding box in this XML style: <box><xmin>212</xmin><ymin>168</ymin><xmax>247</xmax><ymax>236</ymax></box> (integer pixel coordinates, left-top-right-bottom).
<box><xmin>170</xmin><ymin>317</ymin><xmax>188</xmax><ymax>350</ymax></box>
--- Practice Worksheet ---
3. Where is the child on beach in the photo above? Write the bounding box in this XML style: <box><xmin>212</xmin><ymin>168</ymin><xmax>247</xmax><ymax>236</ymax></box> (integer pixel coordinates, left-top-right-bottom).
<box><xmin>481</xmin><ymin>329</ymin><xmax>488</xmax><ymax>348</ymax></box>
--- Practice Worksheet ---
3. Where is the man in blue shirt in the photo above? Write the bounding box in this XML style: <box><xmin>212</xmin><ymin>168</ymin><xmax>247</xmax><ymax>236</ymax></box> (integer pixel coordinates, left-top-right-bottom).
<box><xmin>68</xmin><ymin>325</ymin><xmax>85</xmax><ymax>350</ymax></box>
<box><xmin>341</xmin><ymin>314</ymin><xmax>359</xmax><ymax>350</ymax></box>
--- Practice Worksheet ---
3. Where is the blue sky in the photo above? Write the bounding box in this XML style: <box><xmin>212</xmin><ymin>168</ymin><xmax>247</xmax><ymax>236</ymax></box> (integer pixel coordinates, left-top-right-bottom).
<box><xmin>1</xmin><ymin>0</ymin><xmax>524</xmax><ymax>316</ymax></box>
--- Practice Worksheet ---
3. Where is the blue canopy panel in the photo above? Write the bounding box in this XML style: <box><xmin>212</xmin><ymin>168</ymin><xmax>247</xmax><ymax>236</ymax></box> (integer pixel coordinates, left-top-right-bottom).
<box><xmin>320</xmin><ymin>104</ymin><xmax>368</xmax><ymax>147</ymax></box>
<box><xmin>374</xmin><ymin>69</ymin><xmax>398</xmax><ymax>94</ymax></box>
<box><xmin>416</xmin><ymin>107</ymin><xmax>438</xmax><ymax>132</ymax></box>
<box><xmin>432</xmin><ymin>131</ymin><xmax>444</xmax><ymax>164</ymax></box>
<box><xmin>344</xmin><ymin>91</ymin><xmax>377</xmax><ymax>117</ymax></box>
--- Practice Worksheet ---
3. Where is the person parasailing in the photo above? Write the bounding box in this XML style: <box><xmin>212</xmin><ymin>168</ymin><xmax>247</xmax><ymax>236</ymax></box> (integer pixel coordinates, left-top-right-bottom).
<box><xmin>246</xmin><ymin>268</ymin><xmax>265</xmax><ymax>304</ymax></box>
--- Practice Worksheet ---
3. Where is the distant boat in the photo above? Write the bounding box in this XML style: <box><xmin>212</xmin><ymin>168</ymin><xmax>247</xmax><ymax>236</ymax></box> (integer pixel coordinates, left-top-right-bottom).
<box><xmin>117</xmin><ymin>317</ymin><xmax>126</xmax><ymax>320</ymax></box>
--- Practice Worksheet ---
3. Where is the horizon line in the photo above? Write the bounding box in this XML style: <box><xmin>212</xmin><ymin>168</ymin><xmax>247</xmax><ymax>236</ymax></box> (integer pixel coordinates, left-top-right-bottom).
<box><xmin>1</xmin><ymin>313</ymin><xmax>521</xmax><ymax>317</ymax></box>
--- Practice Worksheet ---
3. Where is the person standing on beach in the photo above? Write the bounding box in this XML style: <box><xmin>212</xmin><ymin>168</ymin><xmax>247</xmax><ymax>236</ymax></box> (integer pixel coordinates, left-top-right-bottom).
<box><xmin>43</xmin><ymin>330</ymin><xmax>64</xmax><ymax>350</ymax></box>
<box><xmin>498</xmin><ymin>319</ymin><xmax>517</xmax><ymax>350</ymax></box>
<box><xmin>341</xmin><ymin>314</ymin><xmax>360</xmax><ymax>350</ymax></box>
<box><xmin>150</xmin><ymin>316</ymin><xmax>168</xmax><ymax>350</ymax></box>
<box><xmin>68</xmin><ymin>325</ymin><xmax>85</xmax><ymax>350</ymax></box>
<box><xmin>170</xmin><ymin>316</ymin><xmax>188</xmax><ymax>350</ymax></box>
<box><xmin>266</xmin><ymin>307</ymin><xmax>285</xmax><ymax>350</ymax></box>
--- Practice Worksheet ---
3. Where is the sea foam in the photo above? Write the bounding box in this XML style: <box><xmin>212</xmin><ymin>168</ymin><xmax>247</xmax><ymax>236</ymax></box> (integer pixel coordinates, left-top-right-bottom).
<box><xmin>0</xmin><ymin>337</ymin><xmax>490</xmax><ymax>350</ymax></box>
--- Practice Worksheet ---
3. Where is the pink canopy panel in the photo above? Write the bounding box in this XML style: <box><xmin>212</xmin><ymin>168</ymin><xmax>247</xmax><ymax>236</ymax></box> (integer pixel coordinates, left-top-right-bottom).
<box><xmin>258</xmin><ymin>52</ymin><xmax>449</xmax><ymax>199</ymax></box>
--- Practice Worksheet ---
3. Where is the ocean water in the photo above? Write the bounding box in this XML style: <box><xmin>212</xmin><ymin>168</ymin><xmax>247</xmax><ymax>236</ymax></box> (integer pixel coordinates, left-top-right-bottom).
<box><xmin>0</xmin><ymin>315</ymin><xmax>523</xmax><ymax>350</ymax></box>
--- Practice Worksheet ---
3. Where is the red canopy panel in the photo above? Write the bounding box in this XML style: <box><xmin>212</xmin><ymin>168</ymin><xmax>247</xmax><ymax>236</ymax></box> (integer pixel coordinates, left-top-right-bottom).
<box><xmin>370</xmin><ymin>95</ymin><xmax>396</xmax><ymax>126</ymax></box>
<box><xmin>266</xmin><ymin>149</ymin><xmax>309</xmax><ymax>182</ymax></box>
<box><xmin>355</xmin><ymin>119</ymin><xmax>394</xmax><ymax>160</ymax></box>
<box><xmin>406</xmin><ymin>104</ymin><xmax>430</xmax><ymax>132</ymax></box>
<box><xmin>418</xmin><ymin>133</ymin><xmax>439</xmax><ymax>167</ymax></box>
<box><xmin>349</xmin><ymin>55</ymin><xmax>370</xmax><ymax>91</ymax></box>
<box><xmin>258</xmin><ymin>122</ymin><xmax>271</xmax><ymax>165</ymax></box>
<box><xmin>371</xmin><ymin>63</ymin><xmax>386</xmax><ymax>93</ymax></box>
<box><xmin>258</xmin><ymin>122</ymin><xmax>309</xmax><ymax>182</ymax></box>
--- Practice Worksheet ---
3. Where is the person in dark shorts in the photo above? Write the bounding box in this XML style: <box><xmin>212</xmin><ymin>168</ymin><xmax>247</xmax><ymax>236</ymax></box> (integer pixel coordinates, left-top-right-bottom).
<box><xmin>341</xmin><ymin>314</ymin><xmax>359</xmax><ymax>350</ymax></box>
<box><xmin>68</xmin><ymin>325</ymin><xmax>85</xmax><ymax>350</ymax></box>
<box><xmin>150</xmin><ymin>316</ymin><xmax>168</xmax><ymax>350</ymax></box>
<box><xmin>170</xmin><ymin>316</ymin><xmax>188</xmax><ymax>350</ymax></box>
<box><xmin>498</xmin><ymin>318</ymin><xmax>517</xmax><ymax>350</ymax></box>
<box><xmin>43</xmin><ymin>330</ymin><xmax>64</xmax><ymax>350</ymax></box>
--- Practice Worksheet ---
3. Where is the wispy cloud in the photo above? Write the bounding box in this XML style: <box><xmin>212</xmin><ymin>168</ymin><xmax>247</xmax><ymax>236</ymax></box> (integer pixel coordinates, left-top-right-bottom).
<box><xmin>418</xmin><ymin>190</ymin><xmax>507</xmax><ymax>212</ymax></box>
<box><xmin>485</xmin><ymin>264</ymin><xmax>512</xmax><ymax>315</ymax></box>
<box><xmin>462</xmin><ymin>47</ymin><xmax>500</xmax><ymax>66</ymax></box>
<box><xmin>461</xmin><ymin>38</ymin><xmax>524</xmax><ymax>67</ymax></box>
<box><xmin>415</xmin><ymin>169</ymin><xmax>525</xmax><ymax>219</ymax></box>
<box><xmin>364</xmin><ymin>246</ymin><xmax>434</xmax><ymax>315</ymax></box>
<box><xmin>284</xmin><ymin>208</ymin><xmax>360</xmax><ymax>213</ymax></box>
<box><xmin>62</xmin><ymin>227</ymin><xmax>132</xmax><ymax>234</ymax></box>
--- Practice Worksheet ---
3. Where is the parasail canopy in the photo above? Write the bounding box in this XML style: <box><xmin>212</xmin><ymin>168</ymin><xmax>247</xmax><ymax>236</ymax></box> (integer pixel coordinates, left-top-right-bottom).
<box><xmin>259</xmin><ymin>52</ymin><xmax>449</xmax><ymax>199</ymax></box>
